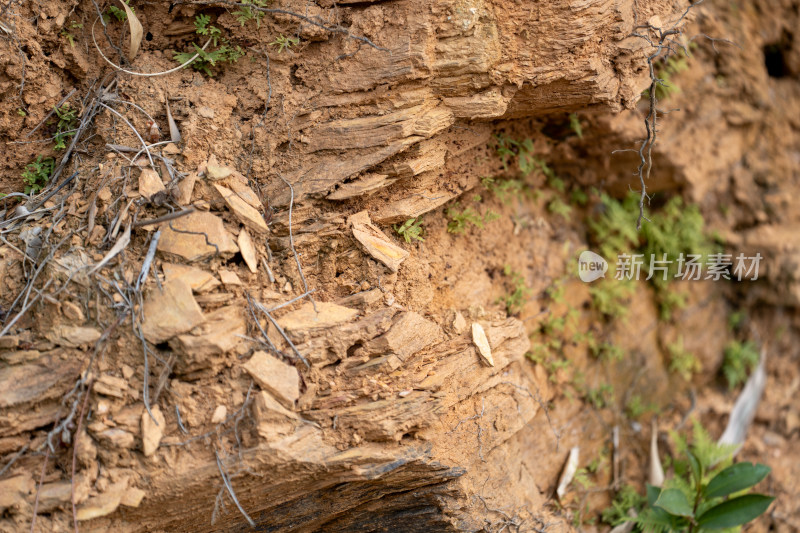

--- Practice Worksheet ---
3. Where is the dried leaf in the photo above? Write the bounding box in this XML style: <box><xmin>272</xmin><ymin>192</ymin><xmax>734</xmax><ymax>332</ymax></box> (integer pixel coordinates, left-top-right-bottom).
<box><xmin>89</xmin><ymin>222</ymin><xmax>131</xmax><ymax>274</ymax></box>
<box><xmin>649</xmin><ymin>419</ymin><xmax>664</xmax><ymax>487</ymax></box>
<box><xmin>556</xmin><ymin>446</ymin><xmax>580</xmax><ymax>500</ymax></box>
<box><xmin>165</xmin><ymin>98</ymin><xmax>181</xmax><ymax>144</ymax></box>
<box><xmin>119</xmin><ymin>0</ymin><xmax>143</xmax><ymax>62</ymax></box>
<box><xmin>719</xmin><ymin>351</ymin><xmax>767</xmax><ymax>455</ymax></box>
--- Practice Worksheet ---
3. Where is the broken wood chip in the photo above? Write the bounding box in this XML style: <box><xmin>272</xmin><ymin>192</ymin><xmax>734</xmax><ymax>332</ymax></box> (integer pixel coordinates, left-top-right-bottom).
<box><xmin>471</xmin><ymin>323</ymin><xmax>494</xmax><ymax>367</ymax></box>
<box><xmin>349</xmin><ymin>210</ymin><xmax>409</xmax><ymax>272</ymax></box>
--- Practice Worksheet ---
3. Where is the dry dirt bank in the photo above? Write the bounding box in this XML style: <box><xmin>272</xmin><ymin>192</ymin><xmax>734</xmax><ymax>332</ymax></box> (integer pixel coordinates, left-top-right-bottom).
<box><xmin>0</xmin><ymin>0</ymin><xmax>798</xmax><ymax>531</ymax></box>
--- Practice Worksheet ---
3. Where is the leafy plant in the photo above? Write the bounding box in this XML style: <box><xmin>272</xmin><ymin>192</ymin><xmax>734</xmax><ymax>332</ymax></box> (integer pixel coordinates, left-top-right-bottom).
<box><xmin>233</xmin><ymin>0</ymin><xmax>271</xmax><ymax>27</ymax></box>
<box><xmin>499</xmin><ymin>265</ymin><xmax>531</xmax><ymax>315</ymax></box>
<box><xmin>548</xmin><ymin>197</ymin><xmax>572</xmax><ymax>219</ymax></box>
<box><xmin>174</xmin><ymin>15</ymin><xmax>245</xmax><ymax>76</ymax></box>
<box><xmin>626</xmin><ymin>394</ymin><xmax>657</xmax><ymax>419</ymax></box>
<box><xmin>269</xmin><ymin>34</ymin><xmax>300</xmax><ymax>53</ymax></box>
<box><xmin>633</xmin><ymin>421</ymin><xmax>773</xmax><ymax>532</ymax></box>
<box><xmin>481</xmin><ymin>176</ymin><xmax>525</xmax><ymax>205</ymax></box>
<box><xmin>668</xmin><ymin>337</ymin><xmax>701</xmax><ymax>381</ymax></box>
<box><xmin>445</xmin><ymin>202</ymin><xmax>499</xmax><ymax>234</ymax></box>
<box><xmin>721</xmin><ymin>340</ymin><xmax>759</xmax><ymax>390</ymax></box>
<box><xmin>393</xmin><ymin>217</ymin><xmax>425</xmax><ymax>243</ymax></box>
<box><xmin>17</xmin><ymin>108</ymin><xmax>27</xmax><ymax>117</ymax></box>
<box><xmin>103</xmin><ymin>2</ymin><xmax>132</xmax><ymax>23</ymax></box>
<box><xmin>60</xmin><ymin>21</ymin><xmax>83</xmax><ymax>47</ymax></box>
<box><xmin>588</xmin><ymin>279</ymin><xmax>635</xmax><ymax>319</ymax></box>
<box><xmin>585</xmin><ymin>383</ymin><xmax>614</xmax><ymax>409</ymax></box>
<box><xmin>22</xmin><ymin>156</ymin><xmax>55</xmax><ymax>195</ymax></box>
<box><xmin>53</xmin><ymin>103</ymin><xmax>78</xmax><ymax>150</ymax></box>
<box><xmin>603</xmin><ymin>484</ymin><xmax>646</xmax><ymax>526</ymax></box>
<box><xmin>591</xmin><ymin>341</ymin><xmax>624</xmax><ymax>362</ymax></box>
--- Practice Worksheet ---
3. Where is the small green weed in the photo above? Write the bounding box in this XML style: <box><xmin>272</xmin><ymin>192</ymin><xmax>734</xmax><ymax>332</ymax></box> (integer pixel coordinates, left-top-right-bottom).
<box><xmin>721</xmin><ymin>340</ymin><xmax>759</xmax><ymax>390</ymax></box>
<box><xmin>588</xmin><ymin>279</ymin><xmax>635</xmax><ymax>319</ymax></box>
<box><xmin>22</xmin><ymin>156</ymin><xmax>55</xmax><ymax>195</ymax></box>
<box><xmin>591</xmin><ymin>341</ymin><xmax>624</xmax><ymax>362</ymax></box>
<box><xmin>499</xmin><ymin>265</ymin><xmax>531</xmax><ymax>315</ymax></box>
<box><xmin>53</xmin><ymin>104</ymin><xmax>78</xmax><ymax>150</ymax></box>
<box><xmin>667</xmin><ymin>337</ymin><xmax>701</xmax><ymax>381</ymax></box>
<box><xmin>547</xmin><ymin>197</ymin><xmax>572</xmax><ymax>219</ymax></box>
<box><xmin>585</xmin><ymin>383</ymin><xmax>614</xmax><ymax>409</ymax></box>
<box><xmin>174</xmin><ymin>15</ymin><xmax>245</xmax><ymax>76</ymax></box>
<box><xmin>233</xmin><ymin>0</ymin><xmax>271</xmax><ymax>27</ymax></box>
<box><xmin>632</xmin><ymin>421</ymin><xmax>772</xmax><ymax>533</ymax></box>
<box><xmin>393</xmin><ymin>217</ymin><xmax>424</xmax><ymax>243</ymax></box>
<box><xmin>625</xmin><ymin>394</ymin><xmax>657</xmax><ymax>419</ymax></box>
<box><xmin>61</xmin><ymin>21</ymin><xmax>83</xmax><ymax>47</ymax></box>
<box><xmin>446</xmin><ymin>202</ymin><xmax>499</xmax><ymax>234</ymax></box>
<box><xmin>602</xmin><ymin>484</ymin><xmax>645</xmax><ymax>526</ymax></box>
<box><xmin>269</xmin><ymin>34</ymin><xmax>300</xmax><ymax>53</ymax></box>
<box><xmin>481</xmin><ymin>176</ymin><xmax>525</xmax><ymax>205</ymax></box>
<box><xmin>17</xmin><ymin>108</ymin><xmax>27</xmax><ymax>117</ymax></box>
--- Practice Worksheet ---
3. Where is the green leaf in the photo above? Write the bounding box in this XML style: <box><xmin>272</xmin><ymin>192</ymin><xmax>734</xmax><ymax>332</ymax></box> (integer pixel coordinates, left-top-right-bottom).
<box><xmin>653</xmin><ymin>488</ymin><xmax>693</xmax><ymax>518</ymax></box>
<box><xmin>646</xmin><ymin>484</ymin><xmax>662</xmax><ymax>507</ymax></box>
<box><xmin>687</xmin><ymin>448</ymin><xmax>702</xmax><ymax>485</ymax></box>
<box><xmin>696</xmin><ymin>494</ymin><xmax>774</xmax><ymax>529</ymax></box>
<box><xmin>704</xmin><ymin>462</ymin><xmax>770</xmax><ymax>500</ymax></box>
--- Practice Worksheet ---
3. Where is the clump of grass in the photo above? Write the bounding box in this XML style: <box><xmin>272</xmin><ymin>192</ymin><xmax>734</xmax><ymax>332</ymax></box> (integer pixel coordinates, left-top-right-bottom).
<box><xmin>22</xmin><ymin>155</ymin><xmax>55</xmax><ymax>195</ymax></box>
<box><xmin>722</xmin><ymin>340</ymin><xmax>759</xmax><ymax>390</ymax></box>
<box><xmin>393</xmin><ymin>217</ymin><xmax>424</xmax><ymax>243</ymax></box>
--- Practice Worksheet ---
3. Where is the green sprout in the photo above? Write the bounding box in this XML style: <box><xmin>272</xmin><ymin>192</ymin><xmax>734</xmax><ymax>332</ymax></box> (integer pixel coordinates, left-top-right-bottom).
<box><xmin>269</xmin><ymin>34</ymin><xmax>300</xmax><ymax>53</ymax></box>
<box><xmin>22</xmin><ymin>156</ymin><xmax>55</xmax><ymax>195</ymax></box>
<box><xmin>393</xmin><ymin>217</ymin><xmax>425</xmax><ymax>243</ymax></box>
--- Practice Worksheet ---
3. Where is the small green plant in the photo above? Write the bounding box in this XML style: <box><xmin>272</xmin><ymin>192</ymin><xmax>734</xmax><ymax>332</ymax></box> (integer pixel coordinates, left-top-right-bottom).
<box><xmin>60</xmin><ymin>21</ymin><xmax>83</xmax><ymax>47</ymax></box>
<box><xmin>644</xmin><ymin>50</ymin><xmax>692</xmax><ymax>101</ymax></box>
<box><xmin>233</xmin><ymin>0</ymin><xmax>271</xmax><ymax>27</ymax></box>
<box><xmin>174</xmin><ymin>15</ymin><xmax>245</xmax><ymax>76</ymax></box>
<box><xmin>727</xmin><ymin>310</ymin><xmax>747</xmax><ymax>331</ymax></box>
<box><xmin>591</xmin><ymin>341</ymin><xmax>624</xmax><ymax>362</ymax></box>
<box><xmin>393</xmin><ymin>217</ymin><xmax>424</xmax><ymax>243</ymax></box>
<box><xmin>569</xmin><ymin>112</ymin><xmax>583</xmax><ymax>138</ymax></box>
<box><xmin>445</xmin><ymin>202</ymin><xmax>499</xmax><ymax>234</ymax></box>
<box><xmin>53</xmin><ymin>103</ymin><xmax>78</xmax><ymax>150</ymax></box>
<box><xmin>667</xmin><ymin>337</ymin><xmax>701</xmax><ymax>381</ymax></box>
<box><xmin>625</xmin><ymin>394</ymin><xmax>658</xmax><ymax>419</ymax></box>
<box><xmin>570</xmin><ymin>187</ymin><xmax>588</xmax><ymax>206</ymax></box>
<box><xmin>269</xmin><ymin>34</ymin><xmax>300</xmax><ymax>53</ymax></box>
<box><xmin>22</xmin><ymin>156</ymin><xmax>55</xmax><ymax>195</ymax></box>
<box><xmin>632</xmin><ymin>421</ymin><xmax>773</xmax><ymax>533</ymax></box>
<box><xmin>103</xmin><ymin>0</ymin><xmax>134</xmax><ymax>23</ymax></box>
<box><xmin>721</xmin><ymin>340</ymin><xmax>759</xmax><ymax>390</ymax></box>
<box><xmin>499</xmin><ymin>265</ymin><xmax>531</xmax><ymax>315</ymax></box>
<box><xmin>17</xmin><ymin>108</ymin><xmax>27</xmax><ymax>117</ymax></box>
<box><xmin>548</xmin><ymin>196</ymin><xmax>572</xmax><ymax>219</ymax></box>
<box><xmin>481</xmin><ymin>176</ymin><xmax>525</xmax><ymax>205</ymax></box>
<box><xmin>588</xmin><ymin>279</ymin><xmax>635</xmax><ymax>319</ymax></box>
<box><xmin>602</xmin><ymin>484</ymin><xmax>646</xmax><ymax>526</ymax></box>
<box><xmin>585</xmin><ymin>383</ymin><xmax>614</xmax><ymax>409</ymax></box>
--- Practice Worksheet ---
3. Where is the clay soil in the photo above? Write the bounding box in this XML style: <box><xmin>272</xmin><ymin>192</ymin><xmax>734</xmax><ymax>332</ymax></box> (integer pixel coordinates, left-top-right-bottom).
<box><xmin>0</xmin><ymin>0</ymin><xmax>799</xmax><ymax>532</ymax></box>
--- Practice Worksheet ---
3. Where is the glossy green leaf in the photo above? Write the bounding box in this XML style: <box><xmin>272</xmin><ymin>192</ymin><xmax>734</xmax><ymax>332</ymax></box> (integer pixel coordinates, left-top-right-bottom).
<box><xmin>696</xmin><ymin>494</ymin><xmax>774</xmax><ymax>529</ymax></box>
<box><xmin>653</xmin><ymin>488</ymin><xmax>693</xmax><ymax>517</ymax></box>
<box><xmin>704</xmin><ymin>462</ymin><xmax>770</xmax><ymax>500</ymax></box>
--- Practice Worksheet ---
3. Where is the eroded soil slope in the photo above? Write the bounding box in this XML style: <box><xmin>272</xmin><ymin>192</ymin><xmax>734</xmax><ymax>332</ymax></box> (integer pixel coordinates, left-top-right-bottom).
<box><xmin>0</xmin><ymin>0</ymin><xmax>798</xmax><ymax>531</ymax></box>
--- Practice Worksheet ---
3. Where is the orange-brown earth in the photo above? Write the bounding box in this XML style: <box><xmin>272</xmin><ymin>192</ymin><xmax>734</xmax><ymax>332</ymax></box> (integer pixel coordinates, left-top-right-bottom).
<box><xmin>0</xmin><ymin>0</ymin><xmax>798</xmax><ymax>531</ymax></box>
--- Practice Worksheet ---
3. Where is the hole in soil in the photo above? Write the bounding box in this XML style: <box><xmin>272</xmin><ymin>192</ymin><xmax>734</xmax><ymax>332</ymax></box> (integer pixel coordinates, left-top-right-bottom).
<box><xmin>763</xmin><ymin>41</ymin><xmax>790</xmax><ymax>78</ymax></box>
<box><xmin>145</xmin><ymin>32</ymin><xmax>153</xmax><ymax>41</ymax></box>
